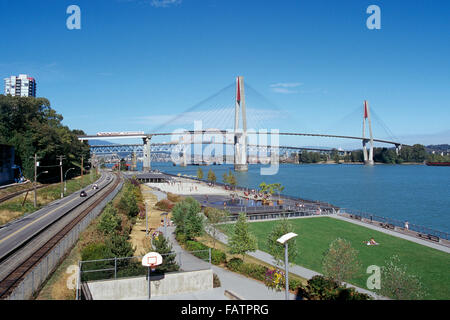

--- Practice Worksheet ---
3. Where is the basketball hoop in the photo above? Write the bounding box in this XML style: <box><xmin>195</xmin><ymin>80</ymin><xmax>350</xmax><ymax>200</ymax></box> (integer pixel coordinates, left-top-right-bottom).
<box><xmin>142</xmin><ymin>252</ymin><xmax>163</xmax><ymax>268</ymax></box>
<box><xmin>142</xmin><ymin>252</ymin><xmax>163</xmax><ymax>300</ymax></box>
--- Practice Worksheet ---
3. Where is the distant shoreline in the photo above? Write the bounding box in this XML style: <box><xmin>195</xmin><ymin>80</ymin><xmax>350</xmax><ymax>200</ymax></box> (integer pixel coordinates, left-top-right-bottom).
<box><xmin>281</xmin><ymin>161</ymin><xmax>424</xmax><ymax>165</ymax></box>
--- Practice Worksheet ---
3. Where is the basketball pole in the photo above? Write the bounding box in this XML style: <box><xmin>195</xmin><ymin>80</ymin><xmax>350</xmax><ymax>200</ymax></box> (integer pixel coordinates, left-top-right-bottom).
<box><xmin>148</xmin><ymin>266</ymin><xmax>151</xmax><ymax>300</ymax></box>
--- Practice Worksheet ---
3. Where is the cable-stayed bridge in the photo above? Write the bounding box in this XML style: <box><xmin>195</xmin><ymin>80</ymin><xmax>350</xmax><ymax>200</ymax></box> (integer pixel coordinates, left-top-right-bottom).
<box><xmin>78</xmin><ymin>76</ymin><xmax>407</xmax><ymax>170</ymax></box>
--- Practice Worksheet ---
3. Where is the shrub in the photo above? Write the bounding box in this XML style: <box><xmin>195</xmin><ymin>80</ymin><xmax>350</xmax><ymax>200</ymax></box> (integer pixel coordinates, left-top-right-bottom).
<box><xmin>175</xmin><ymin>232</ymin><xmax>187</xmax><ymax>244</ymax></box>
<box><xmin>239</xmin><ymin>263</ymin><xmax>267</xmax><ymax>282</ymax></box>
<box><xmin>155</xmin><ymin>199</ymin><xmax>174</xmax><ymax>211</ymax></box>
<box><xmin>211</xmin><ymin>249</ymin><xmax>226</xmax><ymax>265</ymax></box>
<box><xmin>295</xmin><ymin>275</ymin><xmax>372</xmax><ymax>300</ymax></box>
<box><xmin>227</xmin><ymin>258</ymin><xmax>244</xmax><ymax>272</ymax></box>
<box><xmin>167</xmin><ymin>192</ymin><xmax>184</xmax><ymax>203</ymax></box>
<box><xmin>97</xmin><ymin>204</ymin><xmax>121</xmax><ymax>235</ymax></box>
<box><xmin>213</xmin><ymin>273</ymin><xmax>221</xmax><ymax>288</ymax></box>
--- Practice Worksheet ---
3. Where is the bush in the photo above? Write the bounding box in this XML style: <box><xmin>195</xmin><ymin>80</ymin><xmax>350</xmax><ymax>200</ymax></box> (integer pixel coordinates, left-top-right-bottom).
<box><xmin>80</xmin><ymin>242</ymin><xmax>114</xmax><ymax>281</ymax></box>
<box><xmin>175</xmin><ymin>232</ymin><xmax>187</xmax><ymax>244</ymax></box>
<box><xmin>211</xmin><ymin>249</ymin><xmax>226</xmax><ymax>265</ymax></box>
<box><xmin>295</xmin><ymin>275</ymin><xmax>372</xmax><ymax>300</ymax></box>
<box><xmin>239</xmin><ymin>263</ymin><xmax>267</xmax><ymax>281</ymax></box>
<box><xmin>227</xmin><ymin>258</ymin><xmax>244</xmax><ymax>272</ymax></box>
<box><xmin>155</xmin><ymin>199</ymin><xmax>174</xmax><ymax>211</ymax></box>
<box><xmin>213</xmin><ymin>273</ymin><xmax>221</xmax><ymax>288</ymax></box>
<box><xmin>167</xmin><ymin>192</ymin><xmax>184</xmax><ymax>203</ymax></box>
<box><xmin>97</xmin><ymin>204</ymin><xmax>121</xmax><ymax>235</ymax></box>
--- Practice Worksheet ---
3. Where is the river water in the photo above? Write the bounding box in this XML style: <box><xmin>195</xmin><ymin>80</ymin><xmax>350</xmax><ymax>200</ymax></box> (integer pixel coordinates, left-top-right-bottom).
<box><xmin>149</xmin><ymin>162</ymin><xmax>450</xmax><ymax>233</ymax></box>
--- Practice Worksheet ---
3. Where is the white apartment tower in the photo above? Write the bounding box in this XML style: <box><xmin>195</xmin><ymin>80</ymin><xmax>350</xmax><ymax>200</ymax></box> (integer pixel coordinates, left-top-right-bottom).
<box><xmin>4</xmin><ymin>74</ymin><xmax>36</xmax><ymax>97</ymax></box>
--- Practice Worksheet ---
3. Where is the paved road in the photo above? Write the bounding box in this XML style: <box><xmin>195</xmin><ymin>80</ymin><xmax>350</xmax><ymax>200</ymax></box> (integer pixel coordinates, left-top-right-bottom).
<box><xmin>0</xmin><ymin>172</ymin><xmax>114</xmax><ymax>262</ymax></box>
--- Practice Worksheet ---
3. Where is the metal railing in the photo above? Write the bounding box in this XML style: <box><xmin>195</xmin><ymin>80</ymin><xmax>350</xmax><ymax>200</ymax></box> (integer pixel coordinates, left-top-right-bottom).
<box><xmin>340</xmin><ymin>208</ymin><xmax>449</xmax><ymax>240</ymax></box>
<box><xmin>76</xmin><ymin>249</ymin><xmax>212</xmax><ymax>299</ymax></box>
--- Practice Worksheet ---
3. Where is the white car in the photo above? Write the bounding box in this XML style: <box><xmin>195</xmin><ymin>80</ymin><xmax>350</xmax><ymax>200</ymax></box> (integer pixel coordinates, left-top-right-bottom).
<box><xmin>92</xmin><ymin>184</ymin><xmax>99</xmax><ymax>190</ymax></box>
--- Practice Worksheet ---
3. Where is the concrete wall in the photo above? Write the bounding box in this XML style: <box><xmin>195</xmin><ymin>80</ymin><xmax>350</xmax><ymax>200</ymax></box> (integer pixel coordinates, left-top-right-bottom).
<box><xmin>87</xmin><ymin>269</ymin><xmax>213</xmax><ymax>300</ymax></box>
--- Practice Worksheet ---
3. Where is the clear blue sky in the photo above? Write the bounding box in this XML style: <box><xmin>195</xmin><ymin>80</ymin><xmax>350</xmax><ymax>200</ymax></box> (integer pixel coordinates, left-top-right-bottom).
<box><xmin>1</xmin><ymin>0</ymin><xmax>449</xmax><ymax>147</ymax></box>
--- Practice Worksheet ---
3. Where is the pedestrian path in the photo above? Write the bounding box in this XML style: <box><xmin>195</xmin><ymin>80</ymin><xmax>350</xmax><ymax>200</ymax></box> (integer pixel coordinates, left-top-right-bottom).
<box><xmin>161</xmin><ymin>225</ymin><xmax>296</xmax><ymax>300</ymax></box>
<box><xmin>206</xmin><ymin>225</ymin><xmax>386</xmax><ymax>300</ymax></box>
<box><xmin>332</xmin><ymin>214</ymin><xmax>450</xmax><ymax>253</ymax></box>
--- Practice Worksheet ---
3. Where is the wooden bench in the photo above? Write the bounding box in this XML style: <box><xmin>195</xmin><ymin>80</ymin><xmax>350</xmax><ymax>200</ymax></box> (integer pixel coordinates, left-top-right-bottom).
<box><xmin>428</xmin><ymin>234</ymin><xmax>440</xmax><ymax>242</ymax></box>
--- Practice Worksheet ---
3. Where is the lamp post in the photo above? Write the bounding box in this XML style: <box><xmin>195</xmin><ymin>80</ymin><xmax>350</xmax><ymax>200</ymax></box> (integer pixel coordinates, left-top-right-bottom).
<box><xmin>160</xmin><ymin>212</ymin><xmax>169</xmax><ymax>237</ymax></box>
<box><xmin>64</xmin><ymin>167</ymin><xmax>75</xmax><ymax>195</ymax></box>
<box><xmin>277</xmin><ymin>232</ymin><xmax>298</xmax><ymax>300</ymax></box>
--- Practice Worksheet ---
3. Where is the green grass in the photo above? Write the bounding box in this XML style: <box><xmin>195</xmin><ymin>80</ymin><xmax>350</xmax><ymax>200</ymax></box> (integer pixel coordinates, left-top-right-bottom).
<box><xmin>0</xmin><ymin>172</ymin><xmax>100</xmax><ymax>217</ymax></box>
<box><xmin>220</xmin><ymin>217</ymin><xmax>450</xmax><ymax>299</ymax></box>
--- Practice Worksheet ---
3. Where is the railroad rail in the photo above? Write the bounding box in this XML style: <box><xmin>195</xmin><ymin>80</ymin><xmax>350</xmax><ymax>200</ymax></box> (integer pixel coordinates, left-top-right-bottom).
<box><xmin>0</xmin><ymin>172</ymin><xmax>121</xmax><ymax>299</ymax></box>
<box><xmin>0</xmin><ymin>183</ymin><xmax>46</xmax><ymax>204</ymax></box>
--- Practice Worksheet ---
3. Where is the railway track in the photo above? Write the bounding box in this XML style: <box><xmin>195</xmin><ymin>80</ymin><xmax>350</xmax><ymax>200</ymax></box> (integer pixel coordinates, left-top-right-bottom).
<box><xmin>0</xmin><ymin>183</ymin><xmax>47</xmax><ymax>204</ymax></box>
<box><xmin>0</xmin><ymin>172</ymin><xmax>121</xmax><ymax>299</ymax></box>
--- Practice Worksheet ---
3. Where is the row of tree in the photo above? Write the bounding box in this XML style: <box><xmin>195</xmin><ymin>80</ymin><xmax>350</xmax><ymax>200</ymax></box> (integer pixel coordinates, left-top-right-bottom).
<box><xmin>296</xmin><ymin>144</ymin><xmax>433</xmax><ymax>164</ymax></box>
<box><xmin>0</xmin><ymin>95</ymin><xmax>90</xmax><ymax>182</ymax></box>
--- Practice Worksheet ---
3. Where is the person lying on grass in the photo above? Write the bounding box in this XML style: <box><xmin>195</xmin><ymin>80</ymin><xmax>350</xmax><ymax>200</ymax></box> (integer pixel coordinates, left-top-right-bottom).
<box><xmin>364</xmin><ymin>238</ymin><xmax>379</xmax><ymax>246</ymax></box>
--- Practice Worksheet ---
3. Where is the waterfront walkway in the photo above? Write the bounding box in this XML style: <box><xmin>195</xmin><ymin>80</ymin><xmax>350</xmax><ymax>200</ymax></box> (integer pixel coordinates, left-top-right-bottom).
<box><xmin>332</xmin><ymin>214</ymin><xmax>450</xmax><ymax>253</ymax></box>
<box><xmin>153</xmin><ymin>224</ymin><xmax>295</xmax><ymax>300</ymax></box>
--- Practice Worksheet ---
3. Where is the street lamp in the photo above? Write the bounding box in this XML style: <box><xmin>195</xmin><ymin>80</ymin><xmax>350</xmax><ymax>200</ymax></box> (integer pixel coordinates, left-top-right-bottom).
<box><xmin>64</xmin><ymin>167</ymin><xmax>75</xmax><ymax>195</ymax></box>
<box><xmin>34</xmin><ymin>171</ymin><xmax>48</xmax><ymax>207</ymax></box>
<box><xmin>277</xmin><ymin>232</ymin><xmax>298</xmax><ymax>300</ymax></box>
<box><xmin>160</xmin><ymin>212</ymin><xmax>169</xmax><ymax>237</ymax></box>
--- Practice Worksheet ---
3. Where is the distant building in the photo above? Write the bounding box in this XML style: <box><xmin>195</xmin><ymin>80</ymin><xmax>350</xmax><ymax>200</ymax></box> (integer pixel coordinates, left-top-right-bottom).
<box><xmin>4</xmin><ymin>74</ymin><xmax>36</xmax><ymax>97</ymax></box>
<box><xmin>0</xmin><ymin>144</ymin><xmax>15</xmax><ymax>186</ymax></box>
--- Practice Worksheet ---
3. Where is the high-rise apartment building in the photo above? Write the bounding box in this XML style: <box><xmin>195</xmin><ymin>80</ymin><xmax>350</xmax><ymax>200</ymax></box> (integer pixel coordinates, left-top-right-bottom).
<box><xmin>4</xmin><ymin>74</ymin><xmax>36</xmax><ymax>97</ymax></box>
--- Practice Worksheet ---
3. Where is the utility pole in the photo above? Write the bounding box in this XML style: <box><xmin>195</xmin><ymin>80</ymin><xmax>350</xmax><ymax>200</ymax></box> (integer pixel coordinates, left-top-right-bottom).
<box><xmin>34</xmin><ymin>154</ymin><xmax>37</xmax><ymax>208</ymax></box>
<box><xmin>81</xmin><ymin>155</ymin><xmax>84</xmax><ymax>180</ymax></box>
<box><xmin>57</xmin><ymin>155</ymin><xmax>66</xmax><ymax>199</ymax></box>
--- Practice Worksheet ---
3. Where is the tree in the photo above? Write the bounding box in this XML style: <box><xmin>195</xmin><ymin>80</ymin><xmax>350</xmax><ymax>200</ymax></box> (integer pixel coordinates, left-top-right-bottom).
<box><xmin>151</xmin><ymin>234</ymin><xmax>179</xmax><ymax>273</ymax></box>
<box><xmin>207</xmin><ymin>168</ymin><xmax>217</xmax><ymax>183</ymax></box>
<box><xmin>379</xmin><ymin>255</ymin><xmax>426</xmax><ymax>300</ymax></box>
<box><xmin>223</xmin><ymin>170</ymin><xmax>237</xmax><ymax>187</ymax></box>
<box><xmin>97</xmin><ymin>204</ymin><xmax>122</xmax><ymax>235</ymax></box>
<box><xmin>266</xmin><ymin>219</ymin><xmax>298</xmax><ymax>267</ymax></box>
<box><xmin>197</xmin><ymin>167</ymin><xmax>204</xmax><ymax>179</ymax></box>
<box><xmin>228</xmin><ymin>212</ymin><xmax>257</xmax><ymax>261</ymax></box>
<box><xmin>171</xmin><ymin>197</ymin><xmax>204</xmax><ymax>240</ymax></box>
<box><xmin>322</xmin><ymin>238</ymin><xmax>361</xmax><ymax>284</ymax></box>
<box><xmin>105</xmin><ymin>234</ymin><xmax>135</xmax><ymax>259</ymax></box>
<box><xmin>0</xmin><ymin>95</ymin><xmax>90</xmax><ymax>181</ymax></box>
<box><xmin>205</xmin><ymin>208</ymin><xmax>229</xmax><ymax>249</ymax></box>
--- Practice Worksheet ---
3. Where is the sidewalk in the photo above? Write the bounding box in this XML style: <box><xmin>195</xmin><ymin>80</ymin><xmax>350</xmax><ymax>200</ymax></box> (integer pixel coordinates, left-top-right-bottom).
<box><xmin>206</xmin><ymin>225</ymin><xmax>385</xmax><ymax>300</ymax></box>
<box><xmin>332</xmin><ymin>214</ymin><xmax>450</xmax><ymax>253</ymax></box>
<box><xmin>158</xmin><ymin>225</ymin><xmax>296</xmax><ymax>300</ymax></box>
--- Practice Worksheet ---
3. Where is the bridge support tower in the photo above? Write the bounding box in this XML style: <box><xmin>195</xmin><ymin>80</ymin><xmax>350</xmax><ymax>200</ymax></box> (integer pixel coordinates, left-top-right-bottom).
<box><xmin>362</xmin><ymin>100</ymin><xmax>374</xmax><ymax>165</ymax></box>
<box><xmin>234</xmin><ymin>76</ymin><xmax>248</xmax><ymax>171</ymax></box>
<box><xmin>143</xmin><ymin>135</ymin><xmax>152</xmax><ymax>172</ymax></box>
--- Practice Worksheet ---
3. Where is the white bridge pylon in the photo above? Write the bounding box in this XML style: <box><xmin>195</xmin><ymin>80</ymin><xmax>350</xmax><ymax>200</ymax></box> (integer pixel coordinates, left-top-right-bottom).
<box><xmin>362</xmin><ymin>100</ymin><xmax>374</xmax><ymax>165</ymax></box>
<box><xmin>234</xmin><ymin>76</ymin><xmax>248</xmax><ymax>171</ymax></box>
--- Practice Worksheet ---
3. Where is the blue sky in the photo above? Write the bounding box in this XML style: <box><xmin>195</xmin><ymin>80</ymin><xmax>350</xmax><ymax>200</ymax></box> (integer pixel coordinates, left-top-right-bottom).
<box><xmin>1</xmin><ymin>0</ymin><xmax>449</xmax><ymax>148</ymax></box>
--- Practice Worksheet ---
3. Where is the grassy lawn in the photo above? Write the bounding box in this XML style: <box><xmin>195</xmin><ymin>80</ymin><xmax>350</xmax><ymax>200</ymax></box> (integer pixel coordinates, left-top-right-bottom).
<box><xmin>220</xmin><ymin>217</ymin><xmax>450</xmax><ymax>299</ymax></box>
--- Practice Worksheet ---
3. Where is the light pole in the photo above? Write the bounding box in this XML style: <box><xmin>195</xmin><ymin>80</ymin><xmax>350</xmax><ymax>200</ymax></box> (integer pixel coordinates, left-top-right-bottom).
<box><xmin>33</xmin><ymin>170</ymin><xmax>48</xmax><ymax>208</ymax></box>
<box><xmin>277</xmin><ymin>232</ymin><xmax>298</xmax><ymax>300</ymax></box>
<box><xmin>64</xmin><ymin>167</ymin><xmax>75</xmax><ymax>195</ymax></box>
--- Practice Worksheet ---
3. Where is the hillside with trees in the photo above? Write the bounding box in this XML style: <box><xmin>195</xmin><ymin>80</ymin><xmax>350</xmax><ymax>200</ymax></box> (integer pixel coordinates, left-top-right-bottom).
<box><xmin>0</xmin><ymin>95</ymin><xmax>90</xmax><ymax>182</ymax></box>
